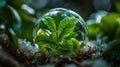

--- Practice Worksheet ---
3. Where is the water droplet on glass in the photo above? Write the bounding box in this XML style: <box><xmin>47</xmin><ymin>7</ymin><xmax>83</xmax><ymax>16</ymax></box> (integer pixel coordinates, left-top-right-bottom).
<box><xmin>33</xmin><ymin>8</ymin><xmax>88</xmax><ymax>45</ymax></box>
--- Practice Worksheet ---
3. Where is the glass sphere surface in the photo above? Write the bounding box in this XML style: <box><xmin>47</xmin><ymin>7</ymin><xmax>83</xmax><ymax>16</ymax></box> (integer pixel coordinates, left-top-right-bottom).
<box><xmin>33</xmin><ymin>8</ymin><xmax>88</xmax><ymax>45</ymax></box>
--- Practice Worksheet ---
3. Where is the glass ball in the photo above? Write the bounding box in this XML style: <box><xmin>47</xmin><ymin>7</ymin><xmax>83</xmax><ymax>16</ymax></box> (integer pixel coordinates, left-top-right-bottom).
<box><xmin>33</xmin><ymin>8</ymin><xmax>88</xmax><ymax>45</ymax></box>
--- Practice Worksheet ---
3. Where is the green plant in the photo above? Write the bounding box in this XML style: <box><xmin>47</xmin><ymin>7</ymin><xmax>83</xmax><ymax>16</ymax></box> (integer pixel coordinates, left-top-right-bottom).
<box><xmin>34</xmin><ymin>16</ymin><xmax>84</xmax><ymax>56</ymax></box>
<box><xmin>99</xmin><ymin>13</ymin><xmax>120</xmax><ymax>40</ymax></box>
<box><xmin>0</xmin><ymin>0</ymin><xmax>35</xmax><ymax>46</ymax></box>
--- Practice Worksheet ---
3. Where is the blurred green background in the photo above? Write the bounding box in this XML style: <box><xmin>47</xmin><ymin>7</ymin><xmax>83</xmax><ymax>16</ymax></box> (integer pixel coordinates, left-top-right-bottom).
<box><xmin>0</xmin><ymin>0</ymin><xmax>120</xmax><ymax>55</ymax></box>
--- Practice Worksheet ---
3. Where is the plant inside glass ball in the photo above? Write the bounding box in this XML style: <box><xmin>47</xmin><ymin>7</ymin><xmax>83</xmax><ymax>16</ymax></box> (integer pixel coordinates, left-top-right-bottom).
<box><xmin>33</xmin><ymin>8</ymin><xmax>88</xmax><ymax>56</ymax></box>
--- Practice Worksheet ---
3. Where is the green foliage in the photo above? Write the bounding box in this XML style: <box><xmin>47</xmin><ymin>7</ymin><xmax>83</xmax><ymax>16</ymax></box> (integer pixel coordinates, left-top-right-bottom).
<box><xmin>104</xmin><ymin>39</ymin><xmax>120</xmax><ymax>59</ymax></box>
<box><xmin>115</xmin><ymin>1</ymin><xmax>120</xmax><ymax>13</ymax></box>
<box><xmin>57</xmin><ymin>17</ymin><xmax>77</xmax><ymax>39</ymax></box>
<box><xmin>88</xmin><ymin>10</ymin><xmax>120</xmax><ymax>58</ymax></box>
<box><xmin>88</xmin><ymin>13</ymin><xmax>120</xmax><ymax>40</ymax></box>
<box><xmin>0</xmin><ymin>6</ymin><xmax>20</xmax><ymax>46</ymax></box>
<box><xmin>7</xmin><ymin>0</ymin><xmax>24</xmax><ymax>9</ymax></box>
<box><xmin>67</xmin><ymin>38</ymin><xmax>81</xmax><ymax>53</ymax></box>
<box><xmin>102</xmin><ymin>14</ymin><xmax>120</xmax><ymax>57</ymax></box>
<box><xmin>19</xmin><ymin>22</ymin><xmax>34</xmax><ymax>41</ymax></box>
<box><xmin>34</xmin><ymin>17</ymin><xmax>82</xmax><ymax>56</ymax></box>
<box><xmin>0</xmin><ymin>6</ymin><xmax>14</xmax><ymax>27</ymax></box>
<box><xmin>42</xmin><ymin>17</ymin><xmax>56</xmax><ymax>32</ymax></box>
<box><xmin>0</xmin><ymin>0</ymin><xmax>35</xmax><ymax>45</ymax></box>
<box><xmin>99</xmin><ymin>13</ymin><xmax>120</xmax><ymax>40</ymax></box>
<box><xmin>8</xmin><ymin>28</ymin><xmax>18</xmax><ymax>47</ymax></box>
<box><xmin>88</xmin><ymin>24</ymin><xmax>102</xmax><ymax>39</ymax></box>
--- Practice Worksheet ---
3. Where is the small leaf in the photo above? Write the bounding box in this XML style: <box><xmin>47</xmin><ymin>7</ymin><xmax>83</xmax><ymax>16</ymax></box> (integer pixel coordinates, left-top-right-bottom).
<box><xmin>57</xmin><ymin>17</ymin><xmax>78</xmax><ymax>38</ymax></box>
<box><xmin>51</xmin><ymin>31</ymin><xmax>57</xmax><ymax>42</ymax></box>
<box><xmin>35</xmin><ymin>28</ymin><xmax>53</xmax><ymax>44</ymax></box>
<box><xmin>0</xmin><ymin>6</ymin><xmax>14</xmax><ymax>27</ymax></box>
<box><xmin>65</xmin><ymin>32</ymin><xmax>77</xmax><ymax>39</ymax></box>
<box><xmin>48</xmin><ymin>45</ymin><xmax>58</xmax><ymax>55</ymax></box>
<box><xmin>7</xmin><ymin>0</ymin><xmax>24</xmax><ymax>9</ymax></box>
<box><xmin>37</xmin><ymin>28</ymin><xmax>45</xmax><ymax>36</ymax></box>
<box><xmin>88</xmin><ymin>24</ymin><xmax>102</xmax><ymax>39</ymax></box>
<box><xmin>99</xmin><ymin>13</ymin><xmax>120</xmax><ymax>40</ymax></box>
<box><xmin>59</xmin><ymin>43</ymin><xmax>70</xmax><ymax>54</ymax></box>
<box><xmin>35</xmin><ymin>29</ymin><xmax>47</xmax><ymax>43</ymax></box>
<box><xmin>8</xmin><ymin>6</ymin><xmax>22</xmax><ymax>32</ymax></box>
<box><xmin>8</xmin><ymin>28</ymin><xmax>18</xmax><ymax>47</ymax></box>
<box><xmin>68</xmin><ymin>38</ymin><xmax>80</xmax><ymax>52</ymax></box>
<box><xmin>36</xmin><ymin>28</ymin><xmax>45</xmax><ymax>41</ymax></box>
<box><xmin>20</xmin><ymin>22</ymin><xmax>34</xmax><ymax>41</ymax></box>
<box><xmin>41</xmin><ymin>17</ymin><xmax>56</xmax><ymax>32</ymax></box>
<box><xmin>37</xmin><ymin>42</ymin><xmax>49</xmax><ymax>55</ymax></box>
<box><xmin>104</xmin><ymin>39</ymin><xmax>120</xmax><ymax>59</ymax></box>
<box><xmin>115</xmin><ymin>1</ymin><xmax>120</xmax><ymax>13</ymax></box>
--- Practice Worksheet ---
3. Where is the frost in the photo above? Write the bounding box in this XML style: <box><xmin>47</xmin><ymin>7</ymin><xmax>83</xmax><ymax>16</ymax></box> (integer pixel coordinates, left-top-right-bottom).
<box><xmin>18</xmin><ymin>39</ymin><xmax>39</xmax><ymax>54</ymax></box>
<box><xmin>92</xmin><ymin>59</ymin><xmax>110</xmax><ymax>67</ymax></box>
<box><xmin>66</xmin><ymin>64</ymin><xmax>77</xmax><ymax>67</ymax></box>
<box><xmin>82</xmin><ymin>39</ymin><xmax>108</xmax><ymax>52</ymax></box>
<box><xmin>81</xmin><ymin>59</ymin><xmax>110</xmax><ymax>67</ymax></box>
<box><xmin>81</xmin><ymin>60</ymin><xmax>93</xmax><ymax>67</ymax></box>
<box><xmin>38</xmin><ymin>64</ymin><xmax>54</xmax><ymax>67</ymax></box>
<box><xmin>81</xmin><ymin>39</ymin><xmax>108</xmax><ymax>59</ymax></box>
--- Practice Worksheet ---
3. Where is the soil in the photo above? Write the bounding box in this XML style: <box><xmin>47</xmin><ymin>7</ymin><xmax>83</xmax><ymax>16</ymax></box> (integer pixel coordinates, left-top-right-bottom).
<box><xmin>0</xmin><ymin>34</ymin><xmax>120</xmax><ymax>67</ymax></box>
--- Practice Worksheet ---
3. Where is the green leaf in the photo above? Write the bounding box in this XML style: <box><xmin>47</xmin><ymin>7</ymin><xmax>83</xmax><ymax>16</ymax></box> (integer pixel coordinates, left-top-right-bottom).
<box><xmin>68</xmin><ymin>38</ymin><xmax>80</xmax><ymax>52</ymax></box>
<box><xmin>37</xmin><ymin>42</ymin><xmax>49</xmax><ymax>55</ymax></box>
<box><xmin>7</xmin><ymin>0</ymin><xmax>24</xmax><ymax>9</ymax></box>
<box><xmin>59</xmin><ymin>43</ymin><xmax>70</xmax><ymax>54</ymax></box>
<box><xmin>8</xmin><ymin>6</ymin><xmax>22</xmax><ymax>32</ymax></box>
<box><xmin>35</xmin><ymin>28</ymin><xmax>54</xmax><ymax>44</ymax></box>
<box><xmin>37</xmin><ymin>42</ymin><xmax>58</xmax><ymax>55</ymax></box>
<box><xmin>0</xmin><ymin>6</ymin><xmax>14</xmax><ymax>27</ymax></box>
<box><xmin>99</xmin><ymin>13</ymin><xmax>120</xmax><ymax>40</ymax></box>
<box><xmin>20</xmin><ymin>21</ymin><xmax>34</xmax><ymax>41</ymax></box>
<box><xmin>35</xmin><ymin>29</ymin><xmax>48</xmax><ymax>42</ymax></box>
<box><xmin>18</xmin><ymin>10</ymin><xmax>35</xmax><ymax>22</ymax></box>
<box><xmin>37</xmin><ymin>28</ymin><xmax>45</xmax><ymax>36</ymax></box>
<box><xmin>51</xmin><ymin>31</ymin><xmax>57</xmax><ymax>42</ymax></box>
<box><xmin>59</xmin><ymin>38</ymin><xmax>81</xmax><ymax>55</ymax></box>
<box><xmin>8</xmin><ymin>28</ymin><xmax>18</xmax><ymax>47</ymax></box>
<box><xmin>0</xmin><ymin>6</ymin><xmax>22</xmax><ymax>33</ymax></box>
<box><xmin>115</xmin><ymin>1</ymin><xmax>120</xmax><ymax>13</ymax></box>
<box><xmin>47</xmin><ymin>45</ymin><xmax>58</xmax><ymax>55</ymax></box>
<box><xmin>104</xmin><ymin>39</ymin><xmax>120</xmax><ymax>59</ymax></box>
<box><xmin>63</xmin><ymin>32</ymin><xmax>77</xmax><ymax>40</ymax></box>
<box><xmin>41</xmin><ymin>17</ymin><xmax>56</xmax><ymax>32</ymax></box>
<box><xmin>88</xmin><ymin>24</ymin><xmax>102</xmax><ymax>39</ymax></box>
<box><xmin>57</xmin><ymin>17</ymin><xmax>78</xmax><ymax>38</ymax></box>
